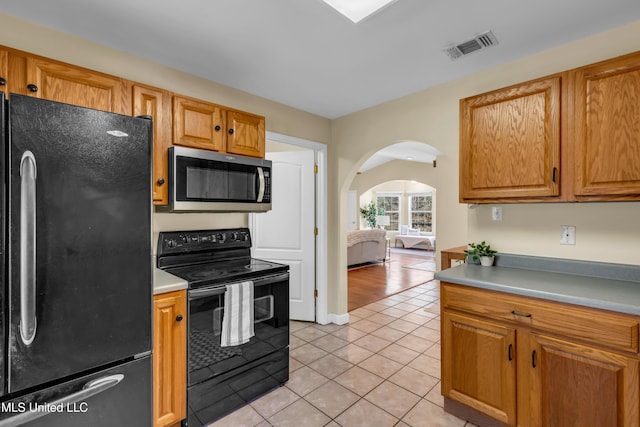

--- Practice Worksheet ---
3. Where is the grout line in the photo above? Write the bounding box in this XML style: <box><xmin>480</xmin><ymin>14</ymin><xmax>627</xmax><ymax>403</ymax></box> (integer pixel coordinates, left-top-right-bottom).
<box><xmin>214</xmin><ymin>280</ymin><xmax>463</xmax><ymax>427</ymax></box>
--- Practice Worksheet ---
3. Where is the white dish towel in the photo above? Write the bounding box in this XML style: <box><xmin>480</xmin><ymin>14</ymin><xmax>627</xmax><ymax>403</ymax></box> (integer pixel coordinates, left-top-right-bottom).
<box><xmin>220</xmin><ymin>281</ymin><xmax>255</xmax><ymax>347</ymax></box>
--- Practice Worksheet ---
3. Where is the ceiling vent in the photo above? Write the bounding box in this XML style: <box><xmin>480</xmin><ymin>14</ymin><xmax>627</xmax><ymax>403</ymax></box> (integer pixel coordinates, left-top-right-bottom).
<box><xmin>442</xmin><ymin>30</ymin><xmax>499</xmax><ymax>61</ymax></box>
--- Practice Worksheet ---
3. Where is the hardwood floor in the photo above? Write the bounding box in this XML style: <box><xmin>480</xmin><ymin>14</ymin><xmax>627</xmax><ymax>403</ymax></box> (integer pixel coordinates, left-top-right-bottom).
<box><xmin>348</xmin><ymin>249</ymin><xmax>436</xmax><ymax>311</ymax></box>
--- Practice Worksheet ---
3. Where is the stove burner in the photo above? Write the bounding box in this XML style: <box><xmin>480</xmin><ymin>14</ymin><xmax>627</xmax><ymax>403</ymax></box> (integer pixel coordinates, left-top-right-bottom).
<box><xmin>189</xmin><ymin>270</ymin><xmax>224</xmax><ymax>279</ymax></box>
<box><xmin>163</xmin><ymin>258</ymin><xmax>288</xmax><ymax>288</ymax></box>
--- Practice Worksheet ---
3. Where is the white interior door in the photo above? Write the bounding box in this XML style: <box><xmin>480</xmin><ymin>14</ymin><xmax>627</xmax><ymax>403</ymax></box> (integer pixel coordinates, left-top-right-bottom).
<box><xmin>250</xmin><ymin>150</ymin><xmax>316</xmax><ymax>321</ymax></box>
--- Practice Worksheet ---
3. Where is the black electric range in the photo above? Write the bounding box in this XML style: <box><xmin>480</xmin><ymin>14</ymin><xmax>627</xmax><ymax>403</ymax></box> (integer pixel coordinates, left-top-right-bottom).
<box><xmin>156</xmin><ymin>228</ymin><xmax>290</xmax><ymax>427</ymax></box>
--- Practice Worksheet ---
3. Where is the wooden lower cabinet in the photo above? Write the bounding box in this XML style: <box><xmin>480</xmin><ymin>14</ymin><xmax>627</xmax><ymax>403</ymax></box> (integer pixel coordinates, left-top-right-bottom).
<box><xmin>153</xmin><ymin>290</ymin><xmax>187</xmax><ymax>427</ymax></box>
<box><xmin>525</xmin><ymin>334</ymin><xmax>639</xmax><ymax>427</ymax></box>
<box><xmin>442</xmin><ymin>312</ymin><xmax>517</xmax><ymax>425</ymax></box>
<box><xmin>441</xmin><ymin>283</ymin><xmax>640</xmax><ymax>427</ymax></box>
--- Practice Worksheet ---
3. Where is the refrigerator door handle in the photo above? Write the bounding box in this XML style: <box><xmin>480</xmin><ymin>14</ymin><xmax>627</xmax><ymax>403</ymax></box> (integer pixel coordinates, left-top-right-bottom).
<box><xmin>0</xmin><ymin>374</ymin><xmax>124</xmax><ymax>427</ymax></box>
<box><xmin>19</xmin><ymin>151</ymin><xmax>37</xmax><ymax>346</ymax></box>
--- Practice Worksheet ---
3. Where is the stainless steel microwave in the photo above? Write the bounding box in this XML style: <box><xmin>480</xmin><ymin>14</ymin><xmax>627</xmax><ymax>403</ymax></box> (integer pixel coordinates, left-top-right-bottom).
<box><xmin>159</xmin><ymin>146</ymin><xmax>272</xmax><ymax>212</ymax></box>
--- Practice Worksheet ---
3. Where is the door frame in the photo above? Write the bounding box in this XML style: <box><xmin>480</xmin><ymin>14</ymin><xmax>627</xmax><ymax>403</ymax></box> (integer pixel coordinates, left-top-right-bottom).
<box><xmin>260</xmin><ymin>131</ymin><xmax>328</xmax><ymax>325</ymax></box>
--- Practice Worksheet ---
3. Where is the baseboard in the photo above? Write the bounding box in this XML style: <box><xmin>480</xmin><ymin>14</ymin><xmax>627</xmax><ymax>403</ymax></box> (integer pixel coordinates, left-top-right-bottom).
<box><xmin>326</xmin><ymin>312</ymin><xmax>350</xmax><ymax>325</ymax></box>
<box><xmin>444</xmin><ymin>397</ymin><xmax>509</xmax><ymax>427</ymax></box>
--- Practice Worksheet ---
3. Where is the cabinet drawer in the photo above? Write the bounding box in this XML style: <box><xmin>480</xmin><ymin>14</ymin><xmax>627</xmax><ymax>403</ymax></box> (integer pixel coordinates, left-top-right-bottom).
<box><xmin>442</xmin><ymin>283</ymin><xmax>639</xmax><ymax>354</ymax></box>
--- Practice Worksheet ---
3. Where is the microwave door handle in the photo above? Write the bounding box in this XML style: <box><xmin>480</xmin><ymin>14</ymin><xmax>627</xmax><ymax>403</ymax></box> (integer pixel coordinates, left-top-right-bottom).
<box><xmin>19</xmin><ymin>151</ymin><xmax>37</xmax><ymax>346</ymax></box>
<box><xmin>256</xmin><ymin>167</ymin><xmax>265</xmax><ymax>203</ymax></box>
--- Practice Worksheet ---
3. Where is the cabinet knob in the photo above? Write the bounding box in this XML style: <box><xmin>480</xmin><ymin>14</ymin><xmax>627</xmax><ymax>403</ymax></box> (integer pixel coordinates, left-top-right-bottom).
<box><xmin>228</xmin><ymin>128</ymin><xmax>234</xmax><ymax>135</ymax></box>
<box><xmin>157</xmin><ymin>178</ymin><xmax>165</xmax><ymax>185</ymax></box>
<box><xmin>27</xmin><ymin>84</ymin><xmax>38</xmax><ymax>93</ymax></box>
<box><xmin>214</xmin><ymin>125</ymin><xmax>221</xmax><ymax>132</ymax></box>
<box><xmin>0</xmin><ymin>77</ymin><xmax>6</xmax><ymax>86</ymax></box>
<box><xmin>176</xmin><ymin>314</ymin><xmax>183</xmax><ymax>322</ymax></box>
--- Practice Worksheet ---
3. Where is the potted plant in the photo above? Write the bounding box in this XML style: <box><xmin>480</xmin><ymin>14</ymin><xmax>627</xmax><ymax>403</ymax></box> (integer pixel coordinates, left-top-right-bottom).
<box><xmin>465</xmin><ymin>241</ymin><xmax>497</xmax><ymax>266</ymax></box>
<box><xmin>360</xmin><ymin>202</ymin><xmax>385</xmax><ymax>229</ymax></box>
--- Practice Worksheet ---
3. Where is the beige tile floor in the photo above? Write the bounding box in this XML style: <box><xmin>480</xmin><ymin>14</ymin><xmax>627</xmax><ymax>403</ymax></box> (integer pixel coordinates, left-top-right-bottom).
<box><xmin>209</xmin><ymin>280</ymin><xmax>476</xmax><ymax>427</ymax></box>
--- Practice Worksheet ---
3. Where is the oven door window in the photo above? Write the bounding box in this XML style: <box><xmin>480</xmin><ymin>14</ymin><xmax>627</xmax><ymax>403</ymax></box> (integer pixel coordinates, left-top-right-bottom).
<box><xmin>213</xmin><ymin>295</ymin><xmax>274</xmax><ymax>336</ymax></box>
<box><xmin>187</xmin><ymin>276</ymin><xmax>289</xmax><ymax>387</ymax></box>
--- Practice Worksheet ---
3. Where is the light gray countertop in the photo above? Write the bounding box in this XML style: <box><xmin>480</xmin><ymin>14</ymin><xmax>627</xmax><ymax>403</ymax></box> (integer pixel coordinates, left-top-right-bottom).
<box><xmin>153</xmin><ymin>268</ymin><xmax>188</xmax><ymax>295</ymax></box>
<box><xmin>434</xmin><ymin>254</ymin><xmax>640</xmax><ymax>316</ymax></box>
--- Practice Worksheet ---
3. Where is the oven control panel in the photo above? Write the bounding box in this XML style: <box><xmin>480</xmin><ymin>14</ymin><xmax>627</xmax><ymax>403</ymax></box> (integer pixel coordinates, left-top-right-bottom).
<box><xmin>157</xmin><ymin>228</ymin><xmax>252</xmax><ymax>255</ymax></box>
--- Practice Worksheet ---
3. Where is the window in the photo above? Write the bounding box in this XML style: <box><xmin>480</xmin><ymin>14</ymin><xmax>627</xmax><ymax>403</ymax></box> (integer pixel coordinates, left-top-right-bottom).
<box><xmin>376</xmin><ymin>194</ymin><xmax>399</xmax><ymax>231</ymax></box>
<box><xmin>409</xmin><ymin>194</ymin><xmax>432</xmax><ymax>232</ymax></box>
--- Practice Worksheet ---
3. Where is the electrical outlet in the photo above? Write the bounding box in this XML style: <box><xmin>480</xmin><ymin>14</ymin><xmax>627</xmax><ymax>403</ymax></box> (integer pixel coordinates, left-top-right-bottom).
<box><xmin>560</xmin><ymin>225</ymin><xmax>576</xmax><ymax>245</ymax></box>
<box><xmin>492</xmin><ymin>206</ymin><xmax>502</xmax><ymax>221</ymax></box>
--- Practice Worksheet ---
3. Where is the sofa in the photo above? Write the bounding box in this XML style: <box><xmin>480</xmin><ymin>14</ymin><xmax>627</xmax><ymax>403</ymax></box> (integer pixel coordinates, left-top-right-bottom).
<box><xmin>394</xmin><ymin>225</ymin><xmax>436</xmax><ymax>250</ymax></box>
<box><xmin>347</xmin><ymin>229</ymin><xmax>387</xmax><ymax>267</ymax></box>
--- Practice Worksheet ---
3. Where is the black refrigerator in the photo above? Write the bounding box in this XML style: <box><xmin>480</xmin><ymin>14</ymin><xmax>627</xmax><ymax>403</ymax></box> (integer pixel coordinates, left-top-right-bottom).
<box><xmin>0</xmin><ymin>93</ymin><xmax>152</xmax><ymax>426</ymax></box>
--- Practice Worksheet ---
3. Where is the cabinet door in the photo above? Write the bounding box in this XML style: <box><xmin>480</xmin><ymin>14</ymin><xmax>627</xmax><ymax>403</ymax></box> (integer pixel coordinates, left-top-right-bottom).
<box><xmin>226</xmin><ymin>110</ymin><xmax>265</xmax><ymax>158</ymax></box>
<box><xmin>173</xmin><ymin>95</ymin><xmax>225</xmax><ymax>151</ymax></box>
<box><xmin>133</xmin><ymin>85</ymin><xmax>172</xmax><ymax>205</ymax></box>
<box><xmin>460</xmin><ymin>76</ymin><xmax>561</xmax><ymax>202</ymax></box>
<box><xmin>527</xmin><ymin>333</ymin><xmax>639</xmax><ymax>427</ymax></box>
<box><xmin>25</xmin><ymin>56</ymin><xmax>127</xmax><ymax>114</ymax></box>
<box><xmin>0</xmin><ymin>49</ymin><xmax>7</xmax><ymax>92</ymax></box>
<box><xmin>153</xmin><ymin>290</ymin><xmax>187</xmax><ymax>427</ymax></box>
<box><xmin>442</xmin><ymin>311</ymin><xmax>517</xmax><ymax>426</ymax></box>
<box><xmin>574</xmin><ymin>52</ymin><xmax>640</xmax><ymax>198</ymax></box>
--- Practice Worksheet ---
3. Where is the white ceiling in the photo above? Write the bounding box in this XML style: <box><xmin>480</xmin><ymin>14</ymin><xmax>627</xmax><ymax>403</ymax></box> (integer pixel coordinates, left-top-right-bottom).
<box><xmin>358</xmin><ymin>141</ymin><xmax>443</xmax><ymax>173</ymax></box>
<box><xmin>6</xmin><ymin>0</ymin><xmax>638</xmax><ymax>173</ymax></box>
<box><xmin>1</xmin><ymin>0</ymin><xmax>639</xmax><ymax>121</ymax></box>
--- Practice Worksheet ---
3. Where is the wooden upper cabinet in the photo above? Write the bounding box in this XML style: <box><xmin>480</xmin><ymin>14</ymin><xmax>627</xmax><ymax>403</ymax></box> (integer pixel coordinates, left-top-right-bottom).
<box><xmin>173</xmin><ymin>95</ymin><xmax>225</xmax><ymax>152</ymax></box>
<box><xmin>0</xmin><ymin>49</ymin><xmax>7</xmax><ymax>92</ymax></box>
<box><xmin>573</xmin><ymin>51</ymin><xmax>640</xmax><ymax>199</ymax></box>
<box><xmin>460</xmin><ymin>76</ymin><xmax>562</xmax><ymax>202</ymax></box>
<box><xmin>226</xmin><ymin>110</ymin><xmax>265</xmax><ymax>158</ymax></box>
<box><xmin>133</xmin><ymin>84</ymin><xmax>172</xmax><ymax>205</ymax></box>
<box><xmin>527</xmin><ymin>333</ymin><xmax>639</xmax><ymax>427</ymax></box>
<box><xmin>21</xmin><ymin>54</ymin><xmax>128</xmax><ymax>114</ymax></box>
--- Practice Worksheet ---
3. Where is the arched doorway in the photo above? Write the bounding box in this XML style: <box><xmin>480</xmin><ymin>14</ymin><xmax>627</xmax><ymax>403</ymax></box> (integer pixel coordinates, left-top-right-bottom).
<box><xmin>345</xmin><ymin>142</ymin><xmax>441</xmax><ymax>311</ymax></box>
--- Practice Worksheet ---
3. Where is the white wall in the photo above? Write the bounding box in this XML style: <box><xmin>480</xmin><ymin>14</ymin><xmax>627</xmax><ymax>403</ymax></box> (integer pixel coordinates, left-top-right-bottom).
<box><xmin>329</xmin><ymin>21</ymin><xmax>640</xmax><ymax>315</ymax></box>
<box><xmin>3</xmin><ymin>12</ymin><xmax>640</xmax><ymax>318</ymax></box>
<box><xmin>0</xmin><ymin>13</ymin><xmax>332</xmax><ymax>259</ymax></box>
